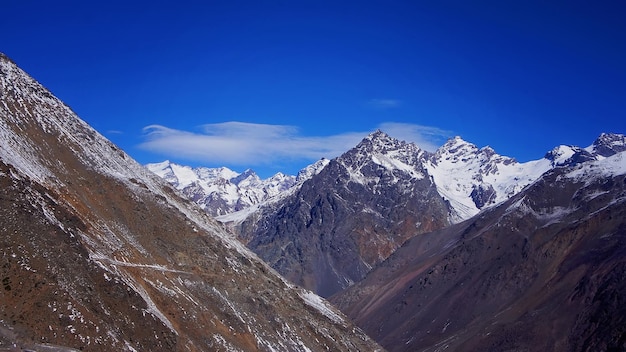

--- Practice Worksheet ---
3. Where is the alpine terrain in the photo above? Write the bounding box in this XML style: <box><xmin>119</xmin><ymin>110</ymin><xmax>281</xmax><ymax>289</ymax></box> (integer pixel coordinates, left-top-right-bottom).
<box><xmin>331</xmin><ymin>135</ymin><xmax>626</xmax><ymax>351</ymax></box>
<box><xmin>149</xmin><ymin>110</ymin><xmax>626</xmax><ymax>350</ymax></box>
<box><xmin>193</xmin><ymin>130</ymin><xmax>623</xmax><ymax>299</ymax></box>
<box><xmin>0</xmin><ymin>52</ymin><xmax>382</xmax><ymax>351</ymax></box>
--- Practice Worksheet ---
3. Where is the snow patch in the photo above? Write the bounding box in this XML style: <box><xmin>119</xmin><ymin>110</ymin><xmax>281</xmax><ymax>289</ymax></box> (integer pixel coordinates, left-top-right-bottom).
<box><xmin>565</xmin><ymin>151</ymin><xmax>626</xmax><ymax>182</ymax></box>
<box><xmin>299</xmin><ymin>289</ymin><xmax>345</xmax><ymax>325</ymax></box>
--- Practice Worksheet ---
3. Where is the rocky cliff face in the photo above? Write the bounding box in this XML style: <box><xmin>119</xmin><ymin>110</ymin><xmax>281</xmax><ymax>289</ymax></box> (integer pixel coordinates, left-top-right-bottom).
<box><xmin>0</xmin><ymin>53</ymin><xmax>382</xmax><ymax>351</ymax></box>
<box><xmin>331</xmin><ymin>147</ymin><xmax>626</xmax><ymax>352</ymax></box>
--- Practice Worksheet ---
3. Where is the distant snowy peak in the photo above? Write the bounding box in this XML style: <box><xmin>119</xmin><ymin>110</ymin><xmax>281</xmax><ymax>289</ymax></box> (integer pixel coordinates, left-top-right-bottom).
<box><xmin>545</xmin><ymin>145</ymin><xmax>595</xmax><ymax>167</ymax></box>
<box><xmin>146</xmin><ymin>161</ymin><xmax>289</xmax><ymax>189</ymax></box>
<box><xmin>433</xmin><ymin>136</ymin><xmax>516</xmax><ymax>169</ymax></box>
<box><xmin>231</xmin><ymin>168</ymin><xmax>261</xmax><ymax>186</ymax></box>
<box><xmin>362</xmin><ymin>129</ymin><xmax>407</xmax><ymax>151</ymax></box>
<box><xmin>434</xmin><ymin>136</ymin><xmax>478</xmax><ymax>160</ymax></box>
<box><xmin>427</xmin><ymin>136</ymin><xmax>551</xmax><ymax>222</ymax></box>
<box><xmin>194</xmin><ymin>165</ymin><xmax>240</xmax><ymax>184</ymax></box>
<box><xmin>565</xmin><ymin>150</ymin><xmax>626</xmax><ymax>182</ymax></box>
<box><xmin>429</xmin><ymin>133</ymin><xmax>626</xmax><ymax>222</ymax></box>
<box><xmin>145</xmin><ymin>160</ymin><xmax>321</xmax><ymax>216</ymax></box>
<box><xmin>560</xmin><ymin>133</ymin><xmax>626</xmax><ymax>183</ymax></box>
<box><xmin>359</xmin><ymin>130</ymin><xmax>424</xmax><ymax>157</ymax></box>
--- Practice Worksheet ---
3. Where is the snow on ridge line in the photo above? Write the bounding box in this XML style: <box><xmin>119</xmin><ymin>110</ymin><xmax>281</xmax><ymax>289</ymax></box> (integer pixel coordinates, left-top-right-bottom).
<box><xmin>565</xmin><ymin>151</ymin><xmax>626</xmax><ymax>182</ymax></box>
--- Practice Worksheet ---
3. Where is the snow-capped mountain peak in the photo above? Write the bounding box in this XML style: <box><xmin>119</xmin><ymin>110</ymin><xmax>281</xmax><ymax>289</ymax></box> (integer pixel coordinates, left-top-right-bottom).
<box><xmin>363</xmin><ymin>129</ymin><xmax>399</xmax><ymax>149</ymax></box>
<box><xmin>426</xmin><ymin>136</ymin><xmax>551</xmax><ymax>221</ymax></box>
<box><xmin>427</xmin><ymin>133</ymin><xmax>626</xmax><ymax>222</ymax></box>
<box><xmin>545</xmin><ymin>133</ymin><xmax>626</xmax><ymax>167</ymax></box>
<box><xmin>565</xmin><ymin>149</ymin><xmax>626</xmax><ymax>183</ymax></box>
<box><xmin>436</xmin><ymin>135</ymin><xmax>477</xmax><ymax>157</ymax></box>
<box><xmin>544</xmin><ymin>145</ymin><xmax>595</xmax><ymax>167</ymax></box>
<box><xmin>231</xmin><ymin>168</ymin><xmax>260</xmax><ymax>185</ymax></box>
<box><xmin>347</xmin><ymin>130</ymin><xmax>426</xmax><ymax>173</ymax></box>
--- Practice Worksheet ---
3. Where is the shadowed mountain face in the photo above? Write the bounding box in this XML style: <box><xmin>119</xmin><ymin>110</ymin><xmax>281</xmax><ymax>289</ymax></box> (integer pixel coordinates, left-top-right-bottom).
<box><xmin>331</xmin><ymin>154</ymin><xmax>626</xmax><ymax>351</ymax></box>
<box><xmin>235</xmin><ymin>132</ymin><xmax>451</xmax><ymax>297</ymax></box>
<box><xmin>0</xmin><ymin>53</ymin><xmax>382</xmax><ymax>351</ymax></box>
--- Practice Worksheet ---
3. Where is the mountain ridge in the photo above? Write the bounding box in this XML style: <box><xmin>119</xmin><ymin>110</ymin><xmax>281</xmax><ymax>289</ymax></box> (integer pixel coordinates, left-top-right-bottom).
<box><xmin>156</xmin><ymin>131</ymin><xmax>626</xmax><ymax>225</ymax></box>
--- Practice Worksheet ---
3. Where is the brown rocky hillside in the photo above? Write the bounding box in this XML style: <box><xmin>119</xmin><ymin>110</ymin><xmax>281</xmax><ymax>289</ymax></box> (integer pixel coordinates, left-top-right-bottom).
<box><xmin>0</xmin><ymin>52</ymin><xmax>382</xmax><ymax>351</ymax></box>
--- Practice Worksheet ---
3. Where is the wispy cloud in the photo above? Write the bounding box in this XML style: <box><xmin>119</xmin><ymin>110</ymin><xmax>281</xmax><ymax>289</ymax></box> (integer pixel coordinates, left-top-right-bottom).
<box><xmin>368</xmin><ymin>98</ymin><xmax>402</xmax><ymax>109</ymax></box>
<box><xmin>138</xmin><ymin>121</ymin><xmax>451</xmax><ymax>166</ymax></box>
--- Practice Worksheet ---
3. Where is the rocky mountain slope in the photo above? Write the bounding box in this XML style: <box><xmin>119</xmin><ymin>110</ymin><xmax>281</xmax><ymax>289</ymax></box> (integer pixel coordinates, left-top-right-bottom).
<box><xmin>331</xmin><ymin>146</ymin><xmax>626</xmax><ymax>351</ymax></box>
<box><xmin>0</xmin><ymin>52</ymin><xmax>382</xmax><ymax>351</ymax></box>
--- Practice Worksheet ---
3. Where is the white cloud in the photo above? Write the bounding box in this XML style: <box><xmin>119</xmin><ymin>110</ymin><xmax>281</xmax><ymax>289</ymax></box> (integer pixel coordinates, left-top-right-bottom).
<box><xmin>138</xmin><ymin>121</ymin><xmax>451</xmax><ymax>166</ymax></box>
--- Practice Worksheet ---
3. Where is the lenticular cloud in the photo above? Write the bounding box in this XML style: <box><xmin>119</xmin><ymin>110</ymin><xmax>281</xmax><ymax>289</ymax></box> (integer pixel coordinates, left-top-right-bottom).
<box><xmin>139</xmin><ymin>121</ymin><xmax>450</xmax><ymax>166</ymax></box>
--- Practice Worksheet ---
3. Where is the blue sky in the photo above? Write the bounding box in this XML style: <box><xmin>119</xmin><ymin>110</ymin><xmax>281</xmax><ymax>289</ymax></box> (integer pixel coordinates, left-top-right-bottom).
<box><xmin>2</xmin><ymin>1</ymin><xmax>625</xmax><ymax>178</ymax></box>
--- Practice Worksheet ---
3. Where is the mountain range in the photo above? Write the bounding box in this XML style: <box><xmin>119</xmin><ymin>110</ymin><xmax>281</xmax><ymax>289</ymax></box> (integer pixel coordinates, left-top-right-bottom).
<box><xmin>0</xmin><ymin>52</ymin><xmax>381</xmax><ymax>351</ymax></box>
<box><xmin>158</xmin><ymin>131</ymin><xmax>626</xmax><ymax>227</ymax></box>
<box><xmin>155</xmin><ymin>128</ymin><xmax>626</xmax><ymax>297</ymax></box>
<box><xmin>151</xmin><ymin>122</ymin><xmax>626</xmax><ymax>350</ymax></box>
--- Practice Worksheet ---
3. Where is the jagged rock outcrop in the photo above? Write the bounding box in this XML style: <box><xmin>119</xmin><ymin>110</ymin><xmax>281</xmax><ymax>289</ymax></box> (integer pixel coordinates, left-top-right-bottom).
<box><xmin>331</xmin><ymin>147</ymin><xmax>626</xmax><ymax>351</ymax></box>
<box><xmin>0</xmin><ymin>52</ymin><xmax>382</xmax><ymax>351</ymax></box>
